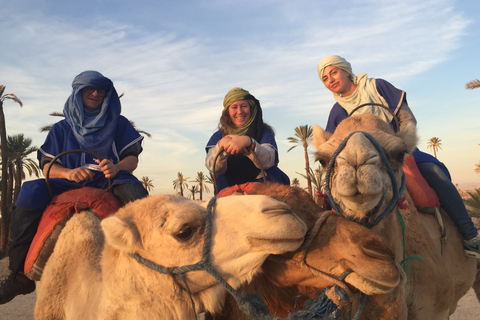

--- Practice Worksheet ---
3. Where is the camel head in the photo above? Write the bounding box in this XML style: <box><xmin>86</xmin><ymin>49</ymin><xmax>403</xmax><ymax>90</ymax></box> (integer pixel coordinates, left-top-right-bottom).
<box><xmin>101</xmin><ymin>194</ymin><xmax>307</xmax><ymax>312</ymax></box>
<box><xmin>311</xmin><ymin>114</ymin><xmax>417</xmax><ymax>225</ymax></box>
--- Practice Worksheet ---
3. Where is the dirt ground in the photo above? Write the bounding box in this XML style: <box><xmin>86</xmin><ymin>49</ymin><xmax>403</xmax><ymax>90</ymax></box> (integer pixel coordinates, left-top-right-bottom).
<box><xmin>0</xmin><ymin>258</ymin><xmax>479</xmax><ymax>319</ymax></box>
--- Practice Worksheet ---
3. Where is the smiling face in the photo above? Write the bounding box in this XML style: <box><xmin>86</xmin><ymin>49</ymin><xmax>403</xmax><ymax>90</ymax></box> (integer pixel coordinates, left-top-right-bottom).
<box><xmin>81</xmin><ymin>86</ymin><xmax>106</xmax><ymax>111</ymax></box>
<box><xmin>227</xmin><ymin>99</ymin><xmax>251</xmax><ymax>127</ymax></box>
<box><xmin>321</xmin><ymin>66</ymin><xmax>356</xmax><ymax>97</ymax></box>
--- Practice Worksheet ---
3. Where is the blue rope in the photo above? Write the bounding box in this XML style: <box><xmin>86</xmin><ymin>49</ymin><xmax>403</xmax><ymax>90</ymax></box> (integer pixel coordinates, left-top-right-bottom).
<box><xmin>324</xmin><ymin>131</ymin><xmax>405</xmax><ymax>228</ymax></box>
<box><xmin>129</xmin><ymin>196</ymin><xmax>362</xmax><ymax>320</ymax></box>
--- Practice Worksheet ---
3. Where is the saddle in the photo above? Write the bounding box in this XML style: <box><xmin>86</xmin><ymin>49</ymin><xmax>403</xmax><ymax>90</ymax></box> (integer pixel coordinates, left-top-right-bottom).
<box><xmin>403</xmin><ymin>154</ymin><xmax>441</xmax><ymax>212</ymax></box>
<box><xmin>24</xmin><ymin>187</ymin><xmax>121</xmax><ymax>281</ymax></box>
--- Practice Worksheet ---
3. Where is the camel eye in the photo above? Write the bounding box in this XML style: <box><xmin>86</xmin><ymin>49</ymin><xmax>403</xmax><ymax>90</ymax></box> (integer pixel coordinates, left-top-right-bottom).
<box><xmin>315</xmin><ymin>152</ymin><xmax>330</xmax><ymax>168</ymax></box>
<box><xmin>175</xmin><ymin>225</ymin><xmax>196</xmax><ymax>241</ymax></box>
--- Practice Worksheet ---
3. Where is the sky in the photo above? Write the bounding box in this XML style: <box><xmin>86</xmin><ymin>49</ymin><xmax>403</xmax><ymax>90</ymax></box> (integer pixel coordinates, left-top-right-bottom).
<box><xmin>1</xmin><ymin>0</ymin><xmax>480</xmax><ymax>196</ymax></box>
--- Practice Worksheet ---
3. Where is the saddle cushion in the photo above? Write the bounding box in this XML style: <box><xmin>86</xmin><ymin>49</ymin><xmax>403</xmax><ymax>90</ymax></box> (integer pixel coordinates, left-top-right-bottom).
<box><xmin>24</xmin><ymin>187</ymin><xmax>122</xmax><ymax>281</ymax></box>
<box><xmin>403</xmin><ymin>154</ymin><xmax>440</xmax><ymax>209</ymax></box>
<box><xmin>217</xmin><ymin>182</ymin><xmax>262</xmax><ymax>197</ymax></box>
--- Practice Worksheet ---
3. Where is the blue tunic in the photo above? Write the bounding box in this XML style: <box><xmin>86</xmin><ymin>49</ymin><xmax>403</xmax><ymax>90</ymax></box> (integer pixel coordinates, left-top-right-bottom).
<box><xmin>16</xmin><ymin>116</ymin><xmax>144</xmax><ymax>210</ymax></box>
<box><xmin>206</xmin><ymin>129</ymin><xmax>290</xmax><ymax>192</ymax></box>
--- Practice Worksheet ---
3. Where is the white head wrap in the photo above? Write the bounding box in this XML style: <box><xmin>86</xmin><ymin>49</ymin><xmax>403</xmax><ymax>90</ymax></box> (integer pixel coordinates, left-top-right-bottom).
<box><xmin>317</xmin><ymin>55</ymin><xmax>392</xmax><ymax>123</ymax></box>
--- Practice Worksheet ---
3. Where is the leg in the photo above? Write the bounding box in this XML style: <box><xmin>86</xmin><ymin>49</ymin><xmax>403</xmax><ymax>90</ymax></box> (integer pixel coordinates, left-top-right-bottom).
<box><xmin>417</xmin><ymin>162</ymin><xmax>480</xmax><ymax>258</ymax></box>
<box><xmin>112</xmin><ymin>183</ymin><xmax>148</xmax><ymax>206</ymax></box>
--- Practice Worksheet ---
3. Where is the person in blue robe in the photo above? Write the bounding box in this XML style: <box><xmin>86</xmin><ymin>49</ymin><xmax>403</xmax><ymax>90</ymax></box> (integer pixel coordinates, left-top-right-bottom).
<box><xmin>317</xmin><ymin>55</ymin><xmax>479</xmax><ymax>258</ymax></box>
<box><xmin>0</xmin><ymin>71</ymin><xmax>148</xmax><ymax>304</ymax></box>
<box><xmin>205</xmin><ymin>87</ymin><xmax>289</xmax><ymax>193</ymax></box>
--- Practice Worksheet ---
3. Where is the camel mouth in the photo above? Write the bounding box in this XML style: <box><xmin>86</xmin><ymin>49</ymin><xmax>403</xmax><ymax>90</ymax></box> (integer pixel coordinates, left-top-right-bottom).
<box><xmin>341</xmin><ymin>193</ymin><xmax>384</xmax><ymax>223</ymax></box>
<box><xmin>342</xmin><ymin>260</ymin><xmax>400</xmax><ymax>294</ymax></box>
<box><xmin>247</xmin><ymin>236</ymin><xmax>305</xmax><ymax>252</ymax></box>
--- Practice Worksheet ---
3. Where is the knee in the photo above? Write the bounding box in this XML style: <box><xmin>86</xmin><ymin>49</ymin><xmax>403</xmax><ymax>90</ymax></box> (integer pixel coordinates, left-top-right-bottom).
<box><xmin>112</xmin><ymin>183</ymin><xmax>148</xmax><ymax>206</ymax></box>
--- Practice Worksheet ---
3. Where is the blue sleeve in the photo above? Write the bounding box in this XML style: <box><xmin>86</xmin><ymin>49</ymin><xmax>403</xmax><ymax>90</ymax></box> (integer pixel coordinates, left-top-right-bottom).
<box><xmin>206</xmin><ymin>131</ymin><xmax>222</xmax><ymax>153</ymax></box>
<box><xmin>114</xmin><ymin>116</ymin><xmax>144</xmax><ymax>157</ymax></box>
<box><xmin>326</xmin><ymin>103</ymin><xmax>348</xmax><ymax>134</ymax></box>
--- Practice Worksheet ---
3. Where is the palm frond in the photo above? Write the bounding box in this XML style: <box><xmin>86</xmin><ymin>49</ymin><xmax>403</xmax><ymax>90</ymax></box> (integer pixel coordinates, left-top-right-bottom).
<box><xmin>465</xmin><ymin>79</ymin><xmax>480</xmax><ymax>90</ymax></box>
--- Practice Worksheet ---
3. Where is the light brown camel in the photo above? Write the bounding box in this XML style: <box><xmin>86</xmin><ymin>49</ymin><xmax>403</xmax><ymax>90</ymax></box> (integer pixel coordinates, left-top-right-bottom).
<box><xmin>311</xmin><ymin>113</ymin><xmax>477</xmax><ymax>319</ymax></box>
<box><xmin>211</xmin><ymin>183</ymin><xmax>401</xmax><ymax>319</ymax></box>
<box><xmin>34</xmin><ymin>194</ymin><xmax>307</xmax><ymax>320</ymax></box>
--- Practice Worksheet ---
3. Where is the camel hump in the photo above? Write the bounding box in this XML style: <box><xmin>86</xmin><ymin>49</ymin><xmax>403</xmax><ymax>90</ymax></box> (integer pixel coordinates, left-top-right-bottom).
<box><xmin>24</xmin><ymin>187</ymin><xmax>121</xmax><ymax>280</ymax></box>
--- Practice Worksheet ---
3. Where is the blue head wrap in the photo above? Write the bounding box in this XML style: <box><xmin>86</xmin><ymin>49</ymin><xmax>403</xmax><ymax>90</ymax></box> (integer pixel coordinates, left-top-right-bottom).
<box><xmin>63</xmin><ymin>71</ymin><xmax>121</xmax><ymax>159</ymax></box>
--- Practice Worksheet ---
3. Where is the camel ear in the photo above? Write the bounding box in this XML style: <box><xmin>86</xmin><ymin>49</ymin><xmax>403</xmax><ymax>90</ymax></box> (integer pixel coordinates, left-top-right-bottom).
<box><xmin>311</xmin><ymin>124</ymin><xmax>331</xmax><ymax>150</ymax></box>
<box><xmin>396</xmin><ymin>122</ymin><xmax>418</xmax><ymax>154</ymax></box>
<box><xmin>102</xmin><ymin>216</ymin><xmax>142</xmax><ymax>253</ymax></box>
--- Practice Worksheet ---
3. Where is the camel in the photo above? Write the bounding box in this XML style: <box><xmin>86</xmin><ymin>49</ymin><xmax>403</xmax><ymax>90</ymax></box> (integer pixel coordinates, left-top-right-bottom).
<box><xmin>34</xmin><ymin>193</ymin><xmax>308</xmax><ymax>320</ymax></box>
<box><xmin>211</xmin><ymin>183</ymin><xmax>402</xmax><ymax>319</ymax></box>
<box><xmin>310</xmin><ymin>113</ymin><xmax>477</xmax><ymax>319</ymax></box>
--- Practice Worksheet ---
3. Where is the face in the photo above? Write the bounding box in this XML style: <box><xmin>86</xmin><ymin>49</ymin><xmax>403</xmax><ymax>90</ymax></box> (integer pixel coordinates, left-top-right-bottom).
<box><xmin>81</xmin><ymin>86</ymin><xmax>107</xmax><ymax>111</ymax></box>
<box><xmin>321</xmin><ymin>66</ymin><xmax>356</xmax><ymax>97</ymax></box>
<box><xmin>228</xmin><ymin>99</ymin><xmax>251</xmax><ymax>127</ymax></box>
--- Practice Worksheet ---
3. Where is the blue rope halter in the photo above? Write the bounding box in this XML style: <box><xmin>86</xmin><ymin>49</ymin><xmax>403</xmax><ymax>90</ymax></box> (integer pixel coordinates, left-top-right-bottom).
<box><xmin>324</xmin><ymin>131</ymin><xmax>406</xmax><ymax>228</ymax></box>
<box><xmin>129</xmin><ymin>196</ymin><xmax>362</xmax><ymax>320</ymax></box>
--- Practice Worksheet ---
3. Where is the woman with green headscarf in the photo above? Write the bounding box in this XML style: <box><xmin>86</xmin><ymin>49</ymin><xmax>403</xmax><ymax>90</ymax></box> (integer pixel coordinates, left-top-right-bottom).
<box><xmin>317</xmin><ymin>55</ymin><xmax>480</xmax><ymax>259</ymax></box>
<box><xmin>205</xmin><ymin>87</ymin><xmax>289</xmax><ymax>192</ymax></box>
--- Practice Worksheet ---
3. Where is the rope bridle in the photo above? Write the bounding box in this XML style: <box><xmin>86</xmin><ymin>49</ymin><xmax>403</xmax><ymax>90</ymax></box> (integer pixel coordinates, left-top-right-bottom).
<box><xmin>324</xmin><ymin>131</ymin><xmax>406</xmax><ymax>228</ymax></box>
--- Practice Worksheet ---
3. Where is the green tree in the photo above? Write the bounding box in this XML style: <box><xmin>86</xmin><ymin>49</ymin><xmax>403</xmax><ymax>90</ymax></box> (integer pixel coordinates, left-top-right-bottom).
<box><xmin>427</xmin><ymin>137</ymin><xmax>442</xmax><ymax>159</ymax></box>
<box><xmin>187</xmin><ymin>185</ymin><xmax>198</xmax><ymax>200</ymax></box>
<box><xmin>172</xmin><ymin>172</ymin><xmax>189</xmax><ymax>197</ymax></box>
<box><xmin>7</xmin><ymin>134</ymin><xmax>40</xmax><ymax>205</ymax></box>
<box><xmin>141</xmin><ymin>176</ymin><xmax>154</xmax><ymax>193</ymax></box>
<box><xmin>464</xmin><ymin>188</ymin><xmax>480</xmax><ymax>218</ymax></box>
<box><xmin>194</xmin><ymin>171</ymin><xmax>210</xmax><ymax>201</ymax></box>
<box><xmin>297</xmin><ymin>164</ymin><xmax>325</xmax><ymax>206</ymax></box>
<box><xmin>291</xmin><ymin>178</ymin><xmax>300</xmax><ymax>187</ymax></box>
<box><xmin>0</xmin><ymin>85</ymin><xmax>23</xmax><ymax>250</ymax></box>
<box><xmin>475</xmin><ymin>162</ymin><xmax>480</xmax><ymax>175</ymax></box>
<box><xmin>288</xmin><ymin>125</ymin><xmax>313</xmax><ymax>198</ymax></box>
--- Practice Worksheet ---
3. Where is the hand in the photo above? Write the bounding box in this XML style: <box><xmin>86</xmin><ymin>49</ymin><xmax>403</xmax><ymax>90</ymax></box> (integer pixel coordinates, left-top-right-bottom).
<box><xmin>68</xmin><ymin>167</ymin><xmax>94</xmax><ymax>182</ymax></box>
<box><xmin>221</xmin><ymin>135</ymin><xmax>251</xmax><ymax>155</ymax></box>
<box><xmin>98</xmin><ymin>159</ymin><xmax>119</xmax><ymax>179</ymax></box>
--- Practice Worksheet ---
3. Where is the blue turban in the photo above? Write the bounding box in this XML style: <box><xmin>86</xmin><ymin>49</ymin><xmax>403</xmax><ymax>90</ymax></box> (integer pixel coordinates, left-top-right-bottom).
<box><xmin>63</xmin><ymin>70</ymin><xmax>121</xmax><ymax>159</ymax></box>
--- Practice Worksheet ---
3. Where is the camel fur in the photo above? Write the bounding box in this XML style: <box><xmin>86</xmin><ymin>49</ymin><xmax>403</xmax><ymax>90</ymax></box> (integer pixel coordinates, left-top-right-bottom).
<box><xmin>34</xmin><ymin>194</ymin><xmax>307</xmax><ymax>320</ymax></box>
<box><xmin>213</xmin><ymin>183</ymin><xmax>401</xmax><ymax>319</ymax></box>
<box><xmin>311</xmin><ymin>114</ymin><xmax>477</xmax><ymax>320</ymax></box>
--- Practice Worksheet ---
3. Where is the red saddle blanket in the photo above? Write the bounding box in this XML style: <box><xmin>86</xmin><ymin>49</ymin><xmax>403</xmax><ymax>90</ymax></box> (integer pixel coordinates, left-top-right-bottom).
<box><xmin>403</xmin><ymin>154</ymin><xmax>440</xmax><ymax>209</ymax></box>
<box><xmin>24</xmin><ymin>187</ymin><xmax>121</xmax><ymax>281</ymax></box>
<box><xmin>216</xmin><ymin>182</ymin><xmax>262</xmax><ymax>197</ymax></box>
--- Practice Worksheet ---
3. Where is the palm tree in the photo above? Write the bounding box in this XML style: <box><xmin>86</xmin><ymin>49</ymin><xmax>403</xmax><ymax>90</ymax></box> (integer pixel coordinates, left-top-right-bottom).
<box><xmin>141</xmin><ymin>176</ymin><xmax>154</xmax><ymax>193</ymax></box>
<box><xmin>296</xmin><ymin>164</ymin><xmax>325</xmax><ymax>206</ymax></box>
<box><xmin>464</xmin><ymin>188</ymin><xmax>480</xmax><ymax>218</ymax></box>
<box><xmin>465</xmin><ymin>79</ymin><xmax>480</xmax><ymax>90</ymax></box>
<box><xmin>0</xmin><ymin>85</ymin><xmax>23</xmax><ymax>250</ymax></box>
<box><xmin>6</xmin><ymin>134</ymin><xmax>40</xmax><ymax>205</ymax></box>
<box><xmin>194</xmin><ymin>172</ymin><xmax>210</xmax><ymax>201</ymax></box>
<box><xmin>475</xmin><ymin>162</ymin><xmax>480</xmax><ymax>176</ymax></box>
<box><xmin>172</xmin><ymin>172</ymin><xmax>189</xmax><ymax>197</ymax></box>
<box><xmin>288</xmin><ymin>125</ymin><xmax>313</xmax><ymax>198</ymax></box>
<box><xmin>187</xmin><ymin>185</ymin><xmax>197</xmax><ymax>200</ymax></box>
<box><xmin>291</xmin><ymin>178</ymin><xmax>300</xmax><ymax>187</ymax></box>
<box><xmin>427</xmin><ymin>137</ymin><xmax>442</xmax><ymax>159</ymax></box>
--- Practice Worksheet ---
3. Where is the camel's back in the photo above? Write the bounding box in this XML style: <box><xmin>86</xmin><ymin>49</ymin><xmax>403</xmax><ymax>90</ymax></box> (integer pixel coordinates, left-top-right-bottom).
<box><xmin>34</xmin><ymin>210</ymin><xmax>104</xmax><ymax>320</ymax></box>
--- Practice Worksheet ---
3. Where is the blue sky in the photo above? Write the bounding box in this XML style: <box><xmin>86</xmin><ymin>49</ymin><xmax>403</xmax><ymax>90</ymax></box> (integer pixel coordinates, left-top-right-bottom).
<box><xmin>2</xmin><ymin>0</ymin><xmax>479</xmax><ymax>195</ymax></box>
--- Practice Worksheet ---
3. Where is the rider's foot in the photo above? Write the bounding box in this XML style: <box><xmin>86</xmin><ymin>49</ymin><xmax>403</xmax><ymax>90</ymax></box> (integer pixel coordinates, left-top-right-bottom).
<box><xmin>0</xmin><ymin>272</ymin><xmax>35</xmax><ymax>304</ymax></box>
<box><xmin>463</xmin><ymin>235</ymin><xmax>480</xmax><ymax>259</ymax></box>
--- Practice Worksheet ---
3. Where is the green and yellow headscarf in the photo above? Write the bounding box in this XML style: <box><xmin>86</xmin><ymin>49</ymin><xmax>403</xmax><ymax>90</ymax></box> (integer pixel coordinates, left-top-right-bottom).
<box><xmin>222</xmin><ymin>87</ymin><xmax>263</xmax><ymax>139</ymax></box>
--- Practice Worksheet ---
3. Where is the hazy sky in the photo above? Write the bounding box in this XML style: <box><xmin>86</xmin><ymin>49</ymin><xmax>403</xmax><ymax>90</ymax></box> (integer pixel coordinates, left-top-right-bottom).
<box><xmin>2</xmin><ymin>0</ymin><xmax>479</xmax><ymax>195</ymax></box>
